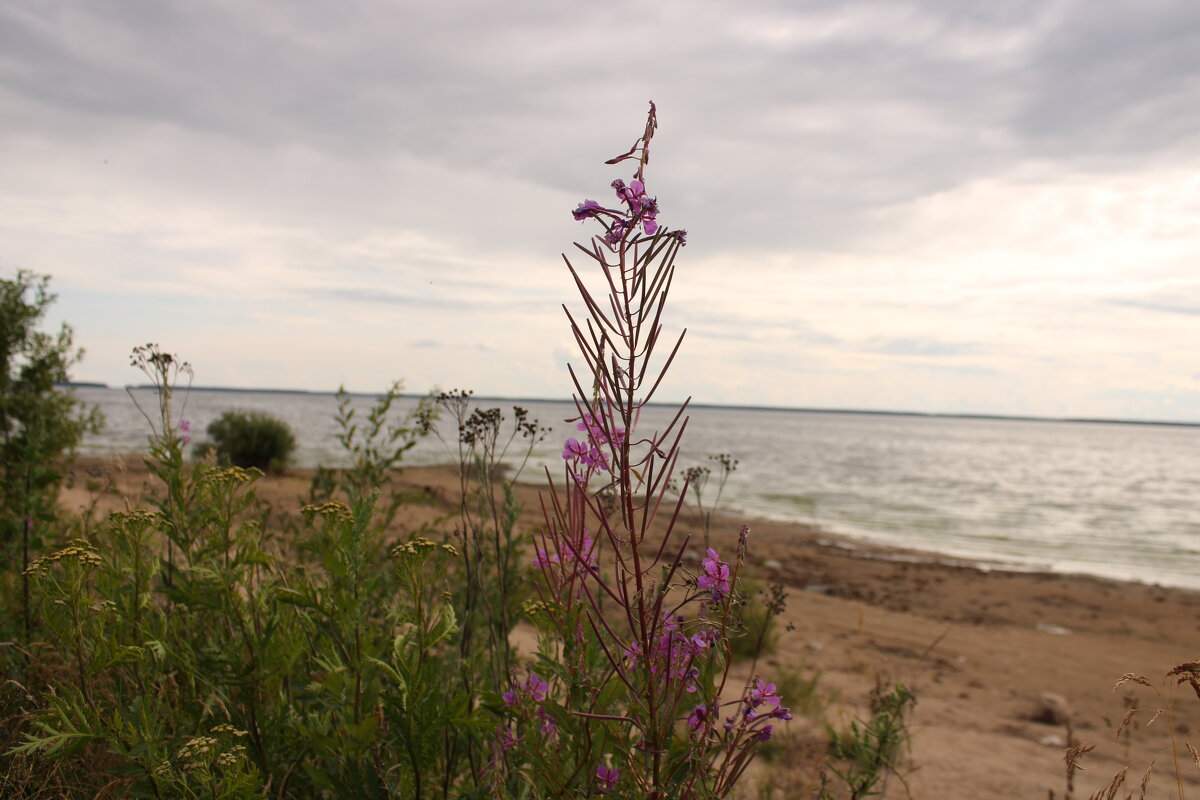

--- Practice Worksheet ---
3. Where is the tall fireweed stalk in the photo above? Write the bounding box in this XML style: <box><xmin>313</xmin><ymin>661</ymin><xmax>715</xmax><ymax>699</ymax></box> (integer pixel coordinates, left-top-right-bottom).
<box><xmin>489</xmin><ymin>103</ymin><xmax>791</xmax><ymax>798</ymax></box>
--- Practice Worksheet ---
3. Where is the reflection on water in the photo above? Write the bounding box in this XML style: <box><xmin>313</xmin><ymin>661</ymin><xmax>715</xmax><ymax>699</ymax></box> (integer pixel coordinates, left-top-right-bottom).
<box><xmin>76</xmin><ymin>388</ymin><xmax>1200</xmax><ymax>589</ymax></box>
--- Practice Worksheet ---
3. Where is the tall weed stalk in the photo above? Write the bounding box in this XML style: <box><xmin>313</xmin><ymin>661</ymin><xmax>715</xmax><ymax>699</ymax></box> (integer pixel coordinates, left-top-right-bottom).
<box><xmin>487</xmin><ymin>102</ymin><xmax>792</xmax><ymax>799</ymax></box>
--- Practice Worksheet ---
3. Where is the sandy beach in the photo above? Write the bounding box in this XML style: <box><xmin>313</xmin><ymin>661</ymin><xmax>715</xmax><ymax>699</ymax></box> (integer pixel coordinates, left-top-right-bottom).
<box><xmin>63</xmin><ymin>455</ymin><xmax>1200</xmax><ymax>798</ymax></box>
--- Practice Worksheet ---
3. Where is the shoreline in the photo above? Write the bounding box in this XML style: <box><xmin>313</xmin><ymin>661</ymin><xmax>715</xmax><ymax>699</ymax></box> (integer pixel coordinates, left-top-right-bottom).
<box><xmin>70</xmin><ymin>450</ymin><xmax>1197</xmax><ymax>593</ymax></box>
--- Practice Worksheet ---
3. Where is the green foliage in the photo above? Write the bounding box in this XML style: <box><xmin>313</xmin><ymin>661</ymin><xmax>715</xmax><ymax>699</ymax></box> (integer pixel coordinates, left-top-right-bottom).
<box><xmin>729</xmin><ymin>580</ymin><xmax>784</xmax><ymax>662</ymax></box>
<box><xmin>823</xmin><ymin>683</ymin><xmax>915</xmax><ymax>800</ymax></box>
<box><xmin>8</xmin><ymin>360</ymin><xmax>485</xmax><ymax>797</ymax></box>
<box><xmin>308</xmin><ymin>382</ymin><xmax>435</xmax><ymax>532</ymax></box>
<box><xmin>206</xmin><ymin>409</ymin><xmax>297</xmax><ymax>473</ymax></box>
<box><xmin>0</xmin><ymin>269</ymin><xmax>100</xmax><ymax>638</ymax></box>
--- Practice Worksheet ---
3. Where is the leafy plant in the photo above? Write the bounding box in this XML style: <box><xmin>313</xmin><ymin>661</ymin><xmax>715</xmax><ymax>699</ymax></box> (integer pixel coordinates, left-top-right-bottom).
<box><xmin>729</xmin><ymin>581</ymin><xmax>788</xmax><ymax>668</ymax></box>
<box><xmin>823</xmin><ymin>682</ymin><xmax>915</xmax><ymax>800</ymax></box>
<box><xmin>308</xmin><ymin>381</ymin><xmax>435</xmax><ymax>532</ymax></box>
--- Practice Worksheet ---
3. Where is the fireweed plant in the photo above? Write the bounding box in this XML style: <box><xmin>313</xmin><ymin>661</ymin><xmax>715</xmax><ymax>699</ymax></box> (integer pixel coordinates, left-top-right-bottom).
<box><xmin>488</xmin><ymin>103</ymin><xmax>791</xmax><ymax>798</ymax></box>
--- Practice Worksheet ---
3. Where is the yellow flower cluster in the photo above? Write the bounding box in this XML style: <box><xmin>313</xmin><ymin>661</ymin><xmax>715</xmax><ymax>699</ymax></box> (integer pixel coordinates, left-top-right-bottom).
<box><xmin>154</xmin><ymin>726</ymin><xmax>249</xmax><ymax>777</ymax></box>
<box><xmin>301</xmin><ymin>501</ymin><xmax>353</xmax><ymax>523</ymax></box>
<box><xmin>519</xmin><ymin>599</ymin><xmax>557</xmax><ymax>620</ymax></box>
<box><xmin>214</xmin><ymin>745</ymin><xmax>247</xmax><ymax>768</ymax></box>
<box><xmin>110</xmin><ymin>509</ymin><xmax>165</xmax><ymax>527</ymax></box>
<box><xmin>390</xmin><ymin>537</ymin><xmax>458</xmax><ymax>559</ymax></box>
<box><xmin>23</xmin><ymin>539</ymin><xmax>101</xmax><ymax>576</ymax></box>
<box><xmin>200</xmin><ymin>466</ymin><xmax>262</xmax><ymax>488</ymax></box>
<box><xmin>175</xmin><ymin>735</ymin><xmax>218</xmax><ymax>771</ymax></box>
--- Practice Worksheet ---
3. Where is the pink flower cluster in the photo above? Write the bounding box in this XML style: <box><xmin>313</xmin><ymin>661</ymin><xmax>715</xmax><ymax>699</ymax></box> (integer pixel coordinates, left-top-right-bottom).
<box><xmin>624</xmin><ymin>613</ymin><xmax>719</xmax><ymax>695</ymax></box>
<box><xmin>697</xmin><ymin>548</ymin><xmax>731</xmax><ymax>602</ymax></box>
<box><xmin>724</xmin><ymin>679</ymin><xmax>792</xmax><ymax>742</ymax></box>
<box><xmin>179</xmin><ymin>419</ymin><xmax>191</xmax><ymax>445</ymax></box>
<box><xmin>596</xmin><ymin>764</ymin><xmax>620</xmax><ymax>793</ymax></box>
<box><xmin>500</xmin><ymin>672</ymin><xmax>556</xmax><ymax>744</ymax></box>
<box><xmin>561</xmin><ymin>412</ymin><xmax>625</xmax><ymax>477</ymax></box>
<box><xmin>502</xmin><ymin>672</ymin><xmax>548</xmax><ymax>706</ymax></box>
<box><xmin>571</xmin><ymin>177</ymin><xmax>661</xmax><ymax>246</ymax></box>
<box><xmin>686</xmin><ymin>699</ymin><xmax>719</xmax><ymax>736</ymax></box>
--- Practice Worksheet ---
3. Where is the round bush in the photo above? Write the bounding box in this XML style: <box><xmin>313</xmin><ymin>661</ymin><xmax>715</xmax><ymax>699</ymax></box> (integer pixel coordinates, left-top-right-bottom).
<box><xmin>205</xmin><ymin>410</ymin><xmax>296</xmax><ymax>473</ymax></box>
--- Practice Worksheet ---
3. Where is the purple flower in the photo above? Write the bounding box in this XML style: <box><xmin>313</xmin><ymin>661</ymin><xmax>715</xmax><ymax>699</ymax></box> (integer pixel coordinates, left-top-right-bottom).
<box><xmin>686</xmin><ymin>703</ymin><xmax>708</xmax><ymax>732</ymax></box>
<box><xmin>603</xmin><ymin>220</ymin><xmax>628</xmax><ymax>246</ymax></box>
<box><xmin>577</xmin><ymin>413</ymin><xmax>624</xmax><ymax>447</ymax></box>
<box><xmin>561</xmin><ymin>431</ymin><xmax>610</xmax><ymax>473</ymax></box>
<box><xmin>697</xmin><ymin>548</ymin><xmax>731</xmax><ymax>601</ymax></box>
<box><xmin>596</xmin><ymin>764</ymin><xmax>620</xmax><ymax>792</ymax></box>
<box><xmin>757</xmin><ymin>724</ymin><xmax>774</xmax><ymax>742</ymax></box>
<box><xmin>743</xmin><ymin>679</ymin><xmax>793</xmax><ymax>725</ymax></box>
<box><xmin>690</xmin><ymin>629</ymin><xmax>717</xmax><ymax>651</ymax></box>
<box><xmin>573</xmin><ymin>199</ymin><xmax>603</xmax><ymax>221</ymax></box>
<box><xmin>179</xmin><ymin>418</ymin><xmax>192</xmax><ymax>445</ymax></box>
<box><xmin>749</xmin><ymin>679</ymin><xmax>781</xmax><ymax>710</ymax></box>
<box><xmin>538</xmin><ymin>709</ymin><xmax>557</xmax><ymax>738</ymax></box>
<box><xmin>525</xmin><ymin>673</ymin><xmax>548</xmax><ymax>703</ymax></box>
<box><xmin>563</xmin><ymin>437</ymin><xmax>588</xmax><ymax>461</ymax></box>
<box><xmin>503</xmin><ymin>672</ymin><xmax>549</xmax><ymax>706</ymax></box>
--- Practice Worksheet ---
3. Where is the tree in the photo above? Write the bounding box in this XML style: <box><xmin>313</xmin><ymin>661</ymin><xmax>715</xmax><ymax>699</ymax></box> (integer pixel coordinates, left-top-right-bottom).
<box><xmin>0</xmin><ymin>270</ymin><xmax>100</xmax><ymax>634</ymax></box>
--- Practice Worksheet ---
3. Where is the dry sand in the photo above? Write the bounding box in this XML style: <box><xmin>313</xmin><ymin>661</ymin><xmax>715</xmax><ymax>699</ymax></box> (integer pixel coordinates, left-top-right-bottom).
<box><xmin>63</xmin><ymin>455</ymin><xmax>1200</xmax><ymax>799</ymax></box>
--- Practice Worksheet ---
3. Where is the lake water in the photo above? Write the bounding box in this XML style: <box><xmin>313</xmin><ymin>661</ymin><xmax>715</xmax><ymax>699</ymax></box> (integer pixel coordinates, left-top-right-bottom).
<box><xmin>74</xmin><ymin>387</ymin><xmax>1200</xmax><ymax>590</ymax></box>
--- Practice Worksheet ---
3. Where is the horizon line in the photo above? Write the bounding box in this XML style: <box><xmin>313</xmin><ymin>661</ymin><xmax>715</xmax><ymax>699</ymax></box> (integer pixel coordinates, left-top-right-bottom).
<box><xmin>60</xmin><ymin>381</ymin><xmax>1200</xmax><ymax>430</ymax></box>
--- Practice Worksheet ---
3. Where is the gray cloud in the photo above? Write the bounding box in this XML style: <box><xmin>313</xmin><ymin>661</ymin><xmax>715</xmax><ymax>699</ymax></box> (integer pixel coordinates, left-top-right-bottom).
<box><xmin>3</xmin><ymin>0</ymin><xmax>1199</xmax><ymax>420</ymax></box>
<box><xmin>9</xmin><ymin>0</ymin><xmax>1197</xmax><ymax>256</ymax></box>
<box><xmin>1014</xmin><ymin>1</ymin><xmax>1200</xmax><ymax>162</ymax></box>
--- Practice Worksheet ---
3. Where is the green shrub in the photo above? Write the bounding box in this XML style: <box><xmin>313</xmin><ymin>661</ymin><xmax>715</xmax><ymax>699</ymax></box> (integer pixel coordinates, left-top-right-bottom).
<box><xmin>0</xmin><ymin>270</ymin><xmax>101</xmax><ymax>637</ymax></box>
<box><xmin>205</xmin><ymin>409</ymin><xmax>296</xmax><ymax>472</ymax></box>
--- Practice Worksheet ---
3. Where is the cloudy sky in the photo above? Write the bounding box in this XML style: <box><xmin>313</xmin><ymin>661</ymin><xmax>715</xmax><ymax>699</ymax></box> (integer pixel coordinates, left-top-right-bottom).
<box><xmin>3</xmin><ymin>0</ymin><xmax>1199</xmax><ymax>422</ymax></box>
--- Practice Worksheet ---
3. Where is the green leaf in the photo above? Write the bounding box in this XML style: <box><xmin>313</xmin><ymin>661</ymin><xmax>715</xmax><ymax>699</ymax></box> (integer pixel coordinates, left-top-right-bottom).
<box><xmin>425</xmin><ymin>602</ymin><xmax>458</xmax><ymax>646</ymax></box>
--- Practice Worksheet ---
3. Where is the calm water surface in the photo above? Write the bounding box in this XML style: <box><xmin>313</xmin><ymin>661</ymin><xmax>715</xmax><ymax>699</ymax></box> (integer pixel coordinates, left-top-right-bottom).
<box><xmin>76</xmin><ymin>388</ymin><xmax>1200</xmax><ymax>589</ymax></box>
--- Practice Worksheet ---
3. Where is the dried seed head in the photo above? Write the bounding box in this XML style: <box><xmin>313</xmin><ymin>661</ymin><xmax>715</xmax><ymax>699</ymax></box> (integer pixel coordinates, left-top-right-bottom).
<box><xmin>1114</xmin><ymin>707</ymin><xmax>1140</xmax><ymax>739</ymax></box>
<box><xmin>1114</xmin><ymin>673</ymin><xmax>1153</xmax><ymax>691</ymax></box>
<box><xmin>1064</xmin><ymin>741</ymin><xmax>1095</xmax><ymax>772</ymax></box>
<box><xmin>1094</xmin><ymin>765</ymin><xmax>1129</xmax><ymax>800</ymax></box>
<box><xmin>1137</xmin><ymin>758</ymin><xmax>1155</xmax><ymax>800</ymax></box>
